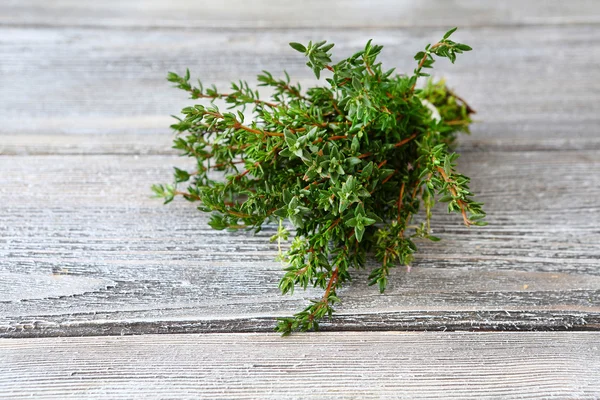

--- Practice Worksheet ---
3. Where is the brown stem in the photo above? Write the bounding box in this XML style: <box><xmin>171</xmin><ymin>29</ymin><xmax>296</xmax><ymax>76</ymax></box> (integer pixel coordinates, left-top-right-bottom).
<box><xmin>337</xmin><ymin>78</ymin><xmax>352</xmax><ymax>87</ymax></box>
<box><xmin>393</xmin><ymin>133</ymin><xmax>418</xmax><ymax>148</ymax></box>
<box><xmin>227</xmin><ymin>209</ymin><xmax>252</xmax><ymax>219</ymax></box>
<box><xmin>323</xmin><ymin>268</ymin><xmax>339</xmax><ymax>300</ymax></box>
<box><xmin>308</xmin><ymin>266</ymin><xmax>340</xmax><ymax>322</ymax></box>
<box><xmin>228</xmin><ymin>224</ymin><xmax>249</xmax><ymax>229</ymax></box>
<box><xmin>358</xmin><ymin>133</ymin><xmax>417</xmax><ymax>160</ymax></box>
<box><xmin>236</xmin><ymin>169</ymin><xmax>251</xmax><ymax>179</ymax></box>
<box><xmin>234</xmin><ymin>161</ymin><xmax>261</xmax><ymax>181</ymax></box>
<box><xmin>444</xmin><ymin>119</ymin><xmax>470</xmax><ymax>126</ymax></box>
<box><xmin>330</xmin><ymin>95</ymin><xmax>344</xmax><ymax>116</ymax></box>
<box><xmin>210</xmin><ymin>160</ymin><xmax>245</xmax><ymax>169</ymax></box>
<box><xmin>397</xmin><ymin>181</ymin><xmax>405</xmax><ymax>222</ymax></box>
<box><xmin>303</xmin><ymin>177</ymin><xmax>328</xmax><ymax>190</ymax></box>
<box><xmin>295</xmin><ymin>265</ymin><xmax>309</xmax><ymax>276</ymax></box>
<box><xmin>191</xmin><ymin>89</ymin><xmax>278</xmax><ymax>108</ymax></box>
<box><xmin>411</xmin><ymin>42</ymin><xmax>442</xmax><ymax>91</ymax></box>
<box><xmin>381</xmin><ymin>170</ymin><xmax>397</xmax><ymax>185</ymax></box>
<box><xmin>174</xmin><ymin>191</ymin><xmax>200</xmax><ymax>201</ymax></box>
<box><xmin>233</xmin><ymin>122</ymin><xmax>284</xmax><ymax>137</ymax></box>
<box><xmin>417</xmin><ymin>43</ymin><xmax>442</xmax><ymax>70</ymax></box>
<box><xmin>327</xmin><ymin>218</ymin><xmax>342</xmax><ymax>232</ymax></box>
<box><xmin>280</xmin><ymin>83</ymin><xmax>308</xmax><ymax>101</ymax></box>
<box><xmin>204</xmin><ymin>111</ymin><xmax>285</xmax><ymax>137</ymax></box>
<box><xmin>364</xmin><ymin>57</ymin><xmax>382</xmax><ymax>83</ymax></box>
<box><xmin>446</xmin><ymin>88</ymin><xmax>476</xmax><ymax>114</ymax></box>
<box><xmin>435</xmin><ymin>165</ymin><xmax>472</xmax><ymax>226</ymax></box>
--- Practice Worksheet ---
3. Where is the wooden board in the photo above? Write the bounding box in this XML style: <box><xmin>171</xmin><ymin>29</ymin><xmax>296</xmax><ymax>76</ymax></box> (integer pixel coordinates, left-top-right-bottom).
<box><xmin>1</xmin><ymin>332</ymin><xmax>599</xmax><ymax>399</ymax></box>
<box><xmin>3</xmin><ymin>0</ymin><xmax>599</xmax><ymax>28</ymax></box>
<box><xmin>1</xmin><ymin>150</ymin><xmax>599</xmax><ymax>337</ymax></box>
<box><xmin>2</xmin><ymin>24</ymin><xmax>600</xmax><ymax>151</ymax></box>
<box><xmin>1</xmin><ymin>0</ymin><xmax>599</xmax><ymax>397</ymax></box>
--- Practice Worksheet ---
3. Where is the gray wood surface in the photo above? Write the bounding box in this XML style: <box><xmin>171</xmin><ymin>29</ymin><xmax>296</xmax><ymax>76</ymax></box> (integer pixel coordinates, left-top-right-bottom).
<box><xmin>2</xmin><ymin>24</ymin><xmax>600</xmax><ymax>151</ymax></box>
<box><xmin>3</xmin><ymin>0</ymin><xmax>599</xmax><ymax>339</ymax></box>
<box><xmin>2</xmin><ymin>1</ymin><xmax>600</xmax><ymax>398</ymax></box>
<box><xmin>1</xmin><ymin>332</ymin><xmax>599</xmax><ymax>399</ymax></box>
<box><xmin>0</xmin><ymin>0</ymin><xmax>598</xmax><ymax>335</ymax></box>
<box><xmin>1</xmin><ymin>150</ymin><xmax>599</xmax><ymax>337</ymax></box>
<box><xmin>3</xmin><ymin>0</ymin><xmax>600</xmax><ymax>29</ymax></box>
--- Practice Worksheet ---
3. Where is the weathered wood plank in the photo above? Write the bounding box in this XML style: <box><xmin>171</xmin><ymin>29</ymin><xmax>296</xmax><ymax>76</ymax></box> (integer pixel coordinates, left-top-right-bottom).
<box><xmin>1</xmin><ymin>25</ymin><xmax>600</xmax><ymax>150</ymax></box>
<box><xmin>2</xmin><ymin>0</ymin><xmax>599</xmax><ymax>29</ymax></box>
<box><xmin>1</xmin><ymin>151</ymin><xmax>598</xmax><ymax>337</ymax></box>
<box><xmin>0</xmin><ymin>133</ymin><xmax>174</xmax><ymax>156</ymax></box>
<box><xmin>1</xmin><ymin>332</ymin><xmax>599</xmax><ymax>399</ymax></box>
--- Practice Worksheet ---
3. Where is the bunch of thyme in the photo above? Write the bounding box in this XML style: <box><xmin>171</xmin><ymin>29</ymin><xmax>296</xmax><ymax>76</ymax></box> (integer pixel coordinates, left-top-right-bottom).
<box><xmin>153</xmin><ymin>28</ymin><xmax>485</xmax><ymax>335</ymax></box>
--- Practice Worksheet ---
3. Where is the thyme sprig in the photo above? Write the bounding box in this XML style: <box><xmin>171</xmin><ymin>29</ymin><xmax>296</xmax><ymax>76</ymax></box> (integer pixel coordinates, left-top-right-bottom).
<box><xmin>153</xmin><ymin>28</ymin><xmax>485</xmax><ymax>335</ymax></box>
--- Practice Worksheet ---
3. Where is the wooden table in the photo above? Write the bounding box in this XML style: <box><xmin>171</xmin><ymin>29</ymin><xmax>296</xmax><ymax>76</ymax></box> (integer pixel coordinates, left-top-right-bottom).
<box><xmin>1</xmin><ymin>1</ymin><xmax>599</xmax><ymax>398</ymax></box>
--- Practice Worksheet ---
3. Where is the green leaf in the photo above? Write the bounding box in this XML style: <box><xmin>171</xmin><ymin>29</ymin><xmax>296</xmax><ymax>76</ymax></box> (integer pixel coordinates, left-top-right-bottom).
<box><xmin>351</xmin><ymin>136</ymin><xmax>360</xmax><ymax>153</ymax></box>
<box><xmin>289</xmin><ymin>42</ymin><xmax>307</xmax><ymax>53</ymax></box>
<box><xmin>362</xmin><ymin>217</ymin><xmax>376</xmax><ymax>226</ymax></box>
<box><xmin>361</xmin><ymin>162</ymin><xmax>374</xmax><ymax>178</ymax></box>
<box><xmin>167</xmin><ymin>72</ymin><xmax>180</xmax><ymax>82</ymax></box>
<box><xmin>443</xmin><ymin>27</ymin><xmax>458</xmax><ymax>40</ymax></box>
<box><xmin>347</xmin><ymin>157</ymin><xmax>362</xmax><ymax>166</ymax></box>
<box><xmin>345</xmin><ymin>217</ymin><xmax>358</xmax><ymax>227</ymax></box>
<box><xmin>354</xmin><ymin>225</ymin><xmax>365</xmax><ymax>242</ymax></box>
<box><xmin>414</xmin><ymin>51</ymin><xmax>426</xmax><ymax>61</ymax></box>
<box><xmin>352</xmin><ymin>76</ymin><xmax>361</xmax><ymax>91</ymax></box>
<box><xmin>378</xmin><ymin>277</ymin><xmax>387</xmax><ymax>294</ymax></box>
<box><xmin>174</xmin><ymin>167</ymin><xmax>190</xmax><ymax>183</ymax></box>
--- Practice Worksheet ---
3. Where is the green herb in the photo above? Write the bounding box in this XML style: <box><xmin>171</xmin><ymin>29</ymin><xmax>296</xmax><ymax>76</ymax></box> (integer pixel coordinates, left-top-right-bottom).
<box><xmin>153</xmin><ymin>28</ymin><xmax>485</xmax><ymax>335</ymax></box>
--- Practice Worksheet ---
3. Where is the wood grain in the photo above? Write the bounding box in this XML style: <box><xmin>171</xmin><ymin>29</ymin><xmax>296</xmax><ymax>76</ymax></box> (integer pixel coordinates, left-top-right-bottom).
<box><xmin>1</xmin><ymin>2</ymin><xmax>599</xmax><ymax>396</ymax></box>
<box><xmin>1</xmin><ymin>332</ymin><xmax>599</xmax><ymax>399</ymax></box>
<box><xmin>1</xmin><ymin>151</ymin><xmax>598</xmax><ymax>337</ymax></box>
<box><xmin>3</xmin><ymin>0</ymin><xmax>599</xmax><ymax>29</ymax></box>
<box><xmin>2</xmin><ymin>25</ymin><xmax>600</xmax><ymax>151</ymax></box>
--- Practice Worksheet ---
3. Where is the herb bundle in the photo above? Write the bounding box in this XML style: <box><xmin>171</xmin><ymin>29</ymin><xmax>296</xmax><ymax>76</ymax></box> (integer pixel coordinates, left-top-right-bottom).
<box><xmin>153</xmin><ymin>28</ymin><xmax>485</xmax><ymax>335</ymax></box>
